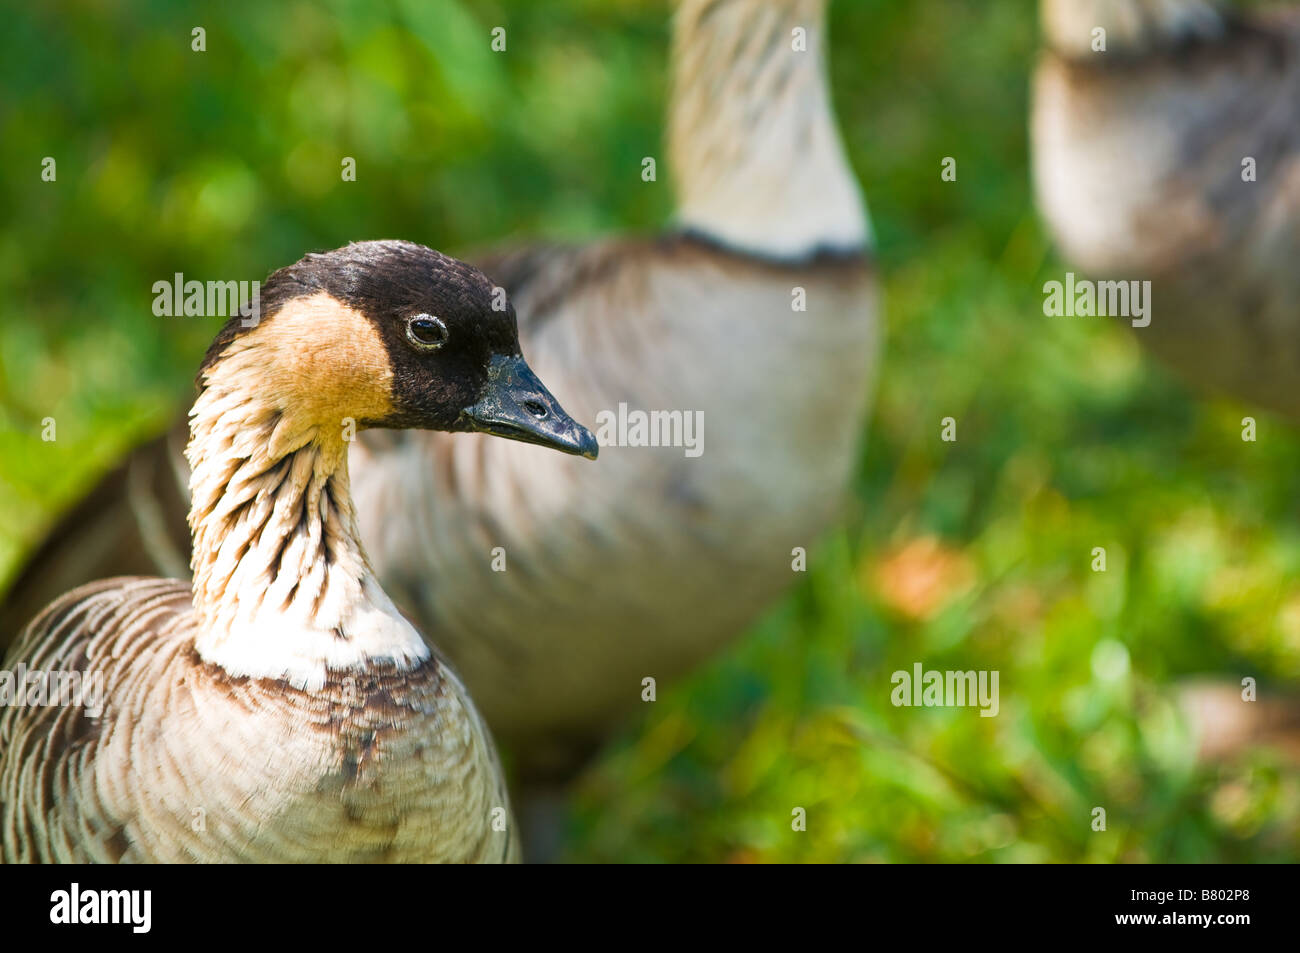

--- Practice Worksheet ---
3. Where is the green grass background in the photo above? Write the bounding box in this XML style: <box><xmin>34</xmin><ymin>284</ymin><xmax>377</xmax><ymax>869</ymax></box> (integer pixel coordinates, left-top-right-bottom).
<box><xmin>1</xmin><ymin>0</ymin><xmax>1297</xmax><ymax>862</ymax></box>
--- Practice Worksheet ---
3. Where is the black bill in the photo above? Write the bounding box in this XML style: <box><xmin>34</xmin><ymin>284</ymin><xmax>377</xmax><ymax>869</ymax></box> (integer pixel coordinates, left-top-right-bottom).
<box><xmin>461</xmin><ymin>354</ymin><xmax>599</xmax><ymax>459</ymax></box>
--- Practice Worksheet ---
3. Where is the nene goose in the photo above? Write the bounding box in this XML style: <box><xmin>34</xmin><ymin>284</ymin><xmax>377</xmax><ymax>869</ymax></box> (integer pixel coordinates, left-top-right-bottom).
<box><xmin>1035</xmin><ymin>0</ymin><xmax>1300</xmax><ymax>765</ymax></box>
<box><xmin>0</xmin><ymin>241</ymin><xmax>597</xmax><ymax>863</ymax></box>
<box><xmin>0</xmin><ymin>0</ymin><xmax>877</xmax><ymax>789</ymax></box>
<box><xmin>1033</xmin><ymin>0</ymin><xmax>1300</xmax><ymax>418</ymax></box>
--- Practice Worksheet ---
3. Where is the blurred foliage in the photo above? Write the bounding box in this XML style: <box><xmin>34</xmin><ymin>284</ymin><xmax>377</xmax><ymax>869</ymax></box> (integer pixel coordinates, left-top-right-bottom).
<box><xmin>1</xmin><ymin>0</ymin><xmax>1298</xmax><ymax>862</ymax></box>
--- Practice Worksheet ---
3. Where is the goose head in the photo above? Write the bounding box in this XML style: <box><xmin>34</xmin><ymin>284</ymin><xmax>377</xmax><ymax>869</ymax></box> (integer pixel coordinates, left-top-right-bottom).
<box><xmin>197</xmin><ymin>239</ymin><xmax>598</xmax><ymax>459</ymax></box>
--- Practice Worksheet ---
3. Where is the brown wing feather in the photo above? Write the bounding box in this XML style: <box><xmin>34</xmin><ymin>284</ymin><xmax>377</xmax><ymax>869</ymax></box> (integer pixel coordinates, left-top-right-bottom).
<box><xmin>1</xmin><ymin>576</ymin><xmax>193</xmax><ymax>862</ymax></box>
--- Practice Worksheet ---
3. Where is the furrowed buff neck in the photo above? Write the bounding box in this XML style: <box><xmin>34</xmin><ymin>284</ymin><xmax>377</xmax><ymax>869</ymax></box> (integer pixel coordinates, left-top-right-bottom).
<box><xmin>668</xmin><ymin>0</ymin><xmax>869</xmax><ymax>260</ymax></box>
<box><xmin>186</xmin><ymin>293</ymin><xmax>428</xmax><ymax>690</ymax></box>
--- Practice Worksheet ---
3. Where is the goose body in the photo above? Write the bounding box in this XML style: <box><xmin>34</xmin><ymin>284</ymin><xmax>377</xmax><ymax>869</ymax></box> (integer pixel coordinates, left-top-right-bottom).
<box><xmin>1033</xmin><ymin>0</ymin><xmax>1300</xmax><ymax>417</ymax></box>
<box><xmin>0</xmin><ymin>242</ymin><xmax>597</xmax><ymax>862</ymax></box>
<box><xmin>2</xmin><ymin>578</ymin><xmax>508</xmax><ymax>863</ymax></box>
<box><xmin>0</xmin><ymin>0</ymin><xmax>878</xmax><ymax>782</ymax></box>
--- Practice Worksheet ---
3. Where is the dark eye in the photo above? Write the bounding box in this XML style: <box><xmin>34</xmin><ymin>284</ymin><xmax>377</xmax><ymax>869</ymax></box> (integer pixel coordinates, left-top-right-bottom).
<box><xmin>406</xmin><ymin>314</ymin><xmax>448</xmax><ymax>350</ymax></box>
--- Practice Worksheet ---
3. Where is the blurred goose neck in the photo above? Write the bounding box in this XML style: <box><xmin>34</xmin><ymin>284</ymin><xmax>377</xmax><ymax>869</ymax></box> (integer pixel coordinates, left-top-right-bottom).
<box><xmin>668</xmin><ymin>0</ymin><xmax>868</xmax><ymax>260</ymax></box>
<box><xmin>186</xmin><ymin>340</ymin><xmax>428</xmax><ymax>691</ymax></box>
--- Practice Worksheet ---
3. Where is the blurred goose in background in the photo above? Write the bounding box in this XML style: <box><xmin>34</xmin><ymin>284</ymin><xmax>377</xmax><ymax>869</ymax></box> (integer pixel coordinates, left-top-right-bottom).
<box><xmin>0</xmin><ymin>241</ymin><xmax>600</xmax><ymax>862</ymax></box>
<box><xmin>1036</xmin><ymin>0</ymin><xmax>1300</xmax><ymax>766</ymax></box>
<box><xmin>0</xmin><ymin>0</ymin><xmax>878</xmax><ymax>810</ymax></box>
<box><xmin>1033</xmin><ymin>0</ymin><xmax>1300</xmax><ymax>418</ymax></box>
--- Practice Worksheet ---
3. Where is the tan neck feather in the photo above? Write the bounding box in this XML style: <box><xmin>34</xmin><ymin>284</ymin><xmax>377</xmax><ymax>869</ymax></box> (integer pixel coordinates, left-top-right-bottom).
<box><xmin>668</xmin><ymin>0</ymin><xmax>868</xmax><ymax>259</ymax></box>
<box><xmin>185</xmin><ymin>296</ymin><xmax>428</xmax><ymax>689</ymax></box>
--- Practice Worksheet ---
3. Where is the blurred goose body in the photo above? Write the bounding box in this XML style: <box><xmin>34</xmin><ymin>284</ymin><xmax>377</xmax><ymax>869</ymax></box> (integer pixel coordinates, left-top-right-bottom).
<box><xmin>1033</xmin><ymin>0</ymin><xmax>1300</xmax><ymax>417</ymax></box>
<box><xmin>327</xmin><ymin>0</ymin><xmax>875</xmax><ymax>777</ymax></box>
<box><xmin>0</xmin><ymin>0</ymin><xmax>878</xmax><ymax>781</ymax></box>
<box><xmin>0</xmin><ymin>242</ymin><xmax>597</xmax><ymax>862</ymax></box>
